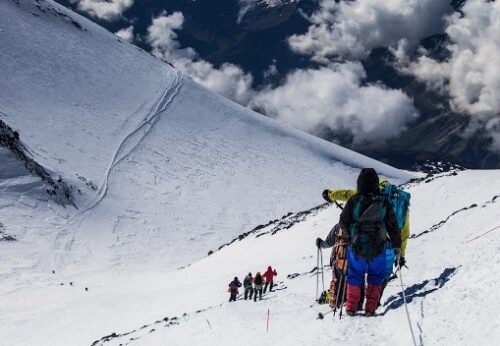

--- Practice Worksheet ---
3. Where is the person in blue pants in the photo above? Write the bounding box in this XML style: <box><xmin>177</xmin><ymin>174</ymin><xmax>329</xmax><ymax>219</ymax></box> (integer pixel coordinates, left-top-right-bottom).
<box><xmin>339</xmin><ymin>168</ymin><xmax>401</xmax><ymax>316</ymax></box>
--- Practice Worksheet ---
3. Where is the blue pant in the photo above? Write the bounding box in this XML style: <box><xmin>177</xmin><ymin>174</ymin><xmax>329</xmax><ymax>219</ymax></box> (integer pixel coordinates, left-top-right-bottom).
<box><xmin>347</xmin><ymin>247</ymin><xmax>386</xmax><ymax>286</ymax></box>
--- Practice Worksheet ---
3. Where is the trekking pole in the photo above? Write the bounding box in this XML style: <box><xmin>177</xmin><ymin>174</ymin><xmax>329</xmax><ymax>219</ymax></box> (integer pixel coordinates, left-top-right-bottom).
<box><xmin>320</xmin><ymin>248</ymin><xmax>325</xmax><ymax>293</ymax></box>
<box><xmin>334</xmin><ymin>201</ymin><xmax>344</xmax><ymax>210</ymax></box>
<box><xmin>266</xmin><ymin>309</ymin><xmax>270</xmax><ymax>332</ymax></box>
<box><xmin>333</xmin><ymin>245</ymin><xmax>348</xmax><ymax>317</ymax></box>
<box><xmin>316</xmin><ymin>247</ymin><xmax>320</xmax><ymax>301</ymax></box>
<box><xmin>398</xmin><ymin>266</ymin><xmax>417</xmax><ymax>346</ymax></box>
<box><xmin>338</xmin><ymin>246</ymin><xmax>349</xmax><ymax>319</ymax></box>
<box><xmin>338</xmin><ymin>267</ymin><xmax>348</xmax><ymax>320</ymax></box>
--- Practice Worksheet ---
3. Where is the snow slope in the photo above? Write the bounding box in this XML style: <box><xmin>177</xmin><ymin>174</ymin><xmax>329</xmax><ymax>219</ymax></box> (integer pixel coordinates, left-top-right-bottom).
<box><xmin>0</xmin><ymin>1</ymin><xmax>499</xmax><ymax>345</ymax></box>
<box><xmin>1</xmin><ymin>169</ymin><xmax>499</xmax><ymax>345</ymax></box>
<box><xmin>0</xmin><ymin>0</ymin><xmax>410</xmax><ymax>274</ymax></box>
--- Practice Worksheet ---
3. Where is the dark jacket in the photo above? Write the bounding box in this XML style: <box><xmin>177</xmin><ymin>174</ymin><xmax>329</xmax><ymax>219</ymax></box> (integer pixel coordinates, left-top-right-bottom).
<box><xmin>243</xmin><ymin>275</ymin><xmax>253</xmax><ymax>288</ymax></box>
<box><xmin>339</xmin><ymin>193</ymin><xmax>401</xmax><ymax>249</ymax></box>
<box><xmin>229</xmin><ymin>279</ymin><xmax>242</xmax><ymax>293</ymax></box>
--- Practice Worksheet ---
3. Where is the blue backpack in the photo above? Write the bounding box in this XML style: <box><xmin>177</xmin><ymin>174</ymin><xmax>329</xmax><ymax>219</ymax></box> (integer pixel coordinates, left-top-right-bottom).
<box><xmin>381</xmin><ymin>184</ymin><xmax>410</xmax><ymax>230</ymax></box>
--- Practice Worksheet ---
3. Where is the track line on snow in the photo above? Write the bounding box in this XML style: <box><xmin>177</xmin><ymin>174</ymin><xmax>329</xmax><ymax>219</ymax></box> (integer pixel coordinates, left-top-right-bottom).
<box><xmin>82</xmin><ymin>72</ymin><xmax>183</xmax><ymax>213</ymax></box>
<box><xmin>52</xmin><ymin>72</ymin><xmax>184</xmax><ymax>268</ymax></box>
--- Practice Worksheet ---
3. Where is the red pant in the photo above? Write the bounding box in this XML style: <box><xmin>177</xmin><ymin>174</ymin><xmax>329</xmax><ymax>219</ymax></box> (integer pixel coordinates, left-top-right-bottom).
<box><xmin>346</xmin><ymin>283</ymin><xmax>381</xmax><ymax>314</ymax></box>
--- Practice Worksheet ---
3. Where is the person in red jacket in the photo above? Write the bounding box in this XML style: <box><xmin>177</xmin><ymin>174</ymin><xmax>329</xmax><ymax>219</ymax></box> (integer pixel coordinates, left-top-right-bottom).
<box><xmin>263</xmin><ymin>266</ymin><xmax>277</xmax><ymax>293</ymax></box>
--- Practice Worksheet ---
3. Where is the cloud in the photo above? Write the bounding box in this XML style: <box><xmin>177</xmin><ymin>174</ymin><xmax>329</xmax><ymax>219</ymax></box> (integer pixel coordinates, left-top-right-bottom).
<box><xmin>147</xmin><ymin>11</ymin><xmax>417</xmax><ymax>146</ymax></box>
<box><xmin>288</xmin><ymin>0</ymin><xmax>451</xmax><ymax>62</ymax></box>
<box><xmin>176</xmin><ymin>60</ymin><xmax>254</xmax><ymax>105</ymax></box>
<box><xmin>237</xmin><ymin>0</ymin><xmax>256</xmax><ymax>23</ymax></box>
<box><xmin>75</xmin><ymin>0</ymin><xmax>133</xmax><ymax>21</ymax></box>
<box><xmin>238</xmin><ymin>1</ymin><xmax>290</xmax><ymax>23</ymax></box>
<box><xmin>402</xmin><ymin>0</ymin><xmax>500</xmax><ymax>149</ymax></box>
<box><xmin>251</xmin><ymin>62</ymin><xmax>418</xmax><ymax>145</ymax></box>
<box><xmin>146</xmin><ymin>12</ymin><xmax>196</xmax><ymax>61</ymax></box>
<box><xmin>114</xmin><ymin>26</ymin><xmax>134</xmax><ymax>42</ymax></box>
<box><xmin>146</xmin><ymin>12</ymin><xmax>254</xmax><ymax>105</ymax></box>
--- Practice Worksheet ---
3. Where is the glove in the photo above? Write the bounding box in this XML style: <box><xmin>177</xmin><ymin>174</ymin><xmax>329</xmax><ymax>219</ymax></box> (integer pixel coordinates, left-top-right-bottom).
<box><xmin>322</xmin><ymin>190</ymin><xmax>331</xmax><ymax>202</ymax></box>
<box><xmin>399</xmin><ymin>257</ymin><xmax>406</xmax><ymax>267</ymax></box>
<box><xmin>316</xmin><ymin>237</ymin><xmax>323</xmax><ymax>248</ymax></box>
<box><xmin>393</xmin><ymin>248</ymin><xmax>401</xmax><ymax>267</ymax></box>
<box><xmin>394</xmin><ymin>256</ymin><xmax>406</xmax><ymax>268</ymax></box>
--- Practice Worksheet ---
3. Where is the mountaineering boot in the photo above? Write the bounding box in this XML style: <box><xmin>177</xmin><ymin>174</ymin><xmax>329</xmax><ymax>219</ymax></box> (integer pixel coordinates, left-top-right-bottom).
<box><xmin>346</xmin><ymin>310</ymin><xmax>356</xmax><ymax>316</ymax></box>
<box><xmin>365</xmin><ymin>283</ymin><xmax>382</xmax><ymax>315</ymax></box>
<box><xmin>345</xmin><ymin>284</ymin><xmax>362</xmax><ymax>315</ymax></box>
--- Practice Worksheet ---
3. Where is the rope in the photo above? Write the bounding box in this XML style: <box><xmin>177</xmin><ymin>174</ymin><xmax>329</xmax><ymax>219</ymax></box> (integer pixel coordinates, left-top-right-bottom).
<box><xmin>398</xmin><ymin>267</ymin><xmax>418</xmax><ymax>346</ymax></box>
<box><xmin>464</xmin><ymin>225</ymin><xmax>500</xmax><ymax>243</ymax></box>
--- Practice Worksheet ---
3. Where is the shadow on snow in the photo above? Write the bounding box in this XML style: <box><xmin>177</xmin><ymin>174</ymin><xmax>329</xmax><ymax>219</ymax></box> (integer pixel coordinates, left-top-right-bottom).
<box><xmin>382</xmin><ymin>267</ymin><xmax>458</xmax><ymax>315</ymax></box>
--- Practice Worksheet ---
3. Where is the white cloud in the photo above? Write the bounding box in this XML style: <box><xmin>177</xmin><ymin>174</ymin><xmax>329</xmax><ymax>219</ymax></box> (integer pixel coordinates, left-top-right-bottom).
<box><xmin>147</xmin><ymin>11</ymin><xmax>417</xmax><ymax>145</ymax></box>
<box><xmin>146</xmin><ymin>12</ymin><xmax>196</xmax><ymax>61</ymax></box>
<box><xmin>288</xmin><ymin>0</ymin><xmax>451</xmax><ymax>62</ymax></box>
<box><xmin>146</xmin><ymin>12</ymin><xmax>254</xmax><ymax>105</ymax></box>
<box><xmin>114</xmin><ymin>26</ymin><xmax>134</xmax><ymax>42</ymax></box>
<box><xmin>76</xmin><ymin>0</ymin><xmax>133</xmax><ymax>21</ymax></box>
<box><xmin>403</xmin><ymin>0</ymin><xmax>500</xmax><ymax>149</ymax></box>
<box><xmin>176</xmin><ymin>59</ymin><xmax>254</xmax><ymax>105</ymax></box>
<box><xmin>237</xmin><ymin>0</ymin><xmax>256</xmax><ymax>23</ymax></box>
<box><xmin>238</xmin><ymin>1</ymin><xmax>292</xmax><ymax>23</ymax></box>
<box><xmin>251</xmin><ymin>62</ymin><xmax>418</xmax><ymax>145</ymax></box>
<box><xmin>263</xmin><ymin>60</ymin><xmax>278</xmax><ymax>79</ymax></box>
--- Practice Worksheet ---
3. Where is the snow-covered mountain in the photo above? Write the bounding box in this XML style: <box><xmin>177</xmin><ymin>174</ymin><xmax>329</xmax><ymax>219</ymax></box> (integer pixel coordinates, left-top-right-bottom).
<box><xmin>0</xmin><ymin>0</ymin><xmax>408</xmax><ymax>273</ymax></box>
<box><xmin>1</xmin><ymin>1</ymin><xmax>498</xmax><ymax>345</ymax></box>
<box><xmin>0</xmin><ymin>0</ymin><xmax>408</xmax><ymax>295</ymax></box>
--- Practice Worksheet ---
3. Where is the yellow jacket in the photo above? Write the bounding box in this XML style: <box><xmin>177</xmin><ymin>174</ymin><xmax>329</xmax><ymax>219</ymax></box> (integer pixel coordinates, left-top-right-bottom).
<box><xmin>327</xmin><ymin>183</ymin><xmax>410</xmax><ymax>257</ymax></box>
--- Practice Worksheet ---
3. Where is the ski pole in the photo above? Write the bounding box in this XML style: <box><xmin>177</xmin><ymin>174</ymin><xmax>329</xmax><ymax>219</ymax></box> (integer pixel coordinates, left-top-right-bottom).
<box><xmin>316</xmin><ymin>247</ymin><xmax>320</xmax><ymax>301</ymax></box>
<box><xmin>339</xmin><ymin>275</ymin><xmax>348</xmax><ymax>319</ymax></box>
<box><xmin>338</xmin><ymin>245</ymin><xmax>348</xmax><ymax>319</ymax></box>
<box><xmin>333</xmin><ymin>245</ymin><xmax>347</xmax><ymax>317</ymax></box>
<box><xmin>320</xmin><ymin>248</ymin><xmax>325</xmax><ymax>293</ymax></box>
<box><xmin>334</xmin><ymin>201</ymin><xmax>344</xmax><ymax>210</ymax></box>
<box><xmin>398</xmin><ymin>265</ymin><xmax>417</xmax><ymax>346</ymax></box>
<box><xmin>266</xmin><ymin>309</ymin><xmax>270</xmax><ymax>332</ymax></box>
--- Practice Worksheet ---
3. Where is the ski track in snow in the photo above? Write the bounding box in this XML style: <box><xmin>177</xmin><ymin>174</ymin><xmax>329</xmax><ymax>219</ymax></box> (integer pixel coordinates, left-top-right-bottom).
<box><xmin>52</xmin><ymin>72</ymin><xmax>183</xmax><ymax>269</ymax></box>
<box><xmin>82</xmin><ymin>71</ymin><xmax>183</xmax><ymax>213</ymax></box>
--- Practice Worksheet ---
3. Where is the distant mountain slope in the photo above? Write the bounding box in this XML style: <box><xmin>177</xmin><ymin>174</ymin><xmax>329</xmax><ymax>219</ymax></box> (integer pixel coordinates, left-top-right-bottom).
<box><xmin>0</xmin><ymin>0</ymin><xmax>410</xmax><ymax>272</ymax></box>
